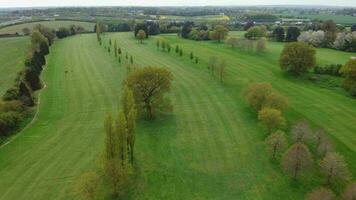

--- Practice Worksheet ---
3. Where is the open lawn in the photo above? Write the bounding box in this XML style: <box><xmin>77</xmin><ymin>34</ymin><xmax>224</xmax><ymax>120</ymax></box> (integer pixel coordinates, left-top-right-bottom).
<box><xmin>0</xmin><ymin>20</ymin><xmax>95</xmax><ymax>34</ymax></box>
<box><xmin>0</xmin><ymin>36</ymin><xmax>29</xmax><ymax>95</ymax></box>
<box><xmin>0</xmin><ymin>32</ymin><xmax>355</xmax><ymax>200</ymax></box>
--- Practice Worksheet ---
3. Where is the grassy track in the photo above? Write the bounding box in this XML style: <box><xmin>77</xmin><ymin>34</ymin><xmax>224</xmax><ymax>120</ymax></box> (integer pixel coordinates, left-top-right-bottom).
<box><xmin>0</xmin><ymin>37</ymin><xmax>29</xmax><ymax>95</ymax></box>
<box><xmin>0</xmin><ymin>34</ymin><xmax>123</xmax><ymax>200</ymax></box>
<box><xmin>0</xmin><ymin>32</ymin><xmax>355</xmax><ymax>200</ymax></box>
<box><xmin>0</xmin><ymin>20</ymin><xmax>95</xmax><ymax>34</ymax></box>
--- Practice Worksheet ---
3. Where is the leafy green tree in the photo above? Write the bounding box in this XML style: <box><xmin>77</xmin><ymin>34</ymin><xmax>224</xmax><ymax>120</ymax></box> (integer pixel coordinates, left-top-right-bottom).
<box><xmin>306</xmin><ymin>187</ymin><xmax>336</xmax><ymax>200</ymax></box>
<box><xmin>265</xmin><ymin>130</ymin><xmax>287</xmax><ymax>159</ymax></box>
<box><xmin>179</xmin><ymin>49</ymin><xmax>183</xmax><ymax>57</ymax></box>
<box><xmin>190</xmin><ymin>52</ymin><xmax>194</xmax><ymax>60</ymax></box>
<box><xmin>122</xmin><ymin>87</ymin><xmax>137</xmax><ymax>163</ymax></box>
<box><xmin>136</xmin><ymin>30</ymin><xmax>147</xmax><ymax>44</ymax></box>
<box><xmin>195</xmin><ymin>57</ymin><xmax>199</xmax><ymax>64</ymax></box>
<box><xmin>273</xmin><ymin>26</ymin><xmax>285</xmax><ymax>42</ymax></box>
<box><xmin>126</xmin><ymin>66</ymin><xmax>173</xmax><ymax>120</ymax></box>
<box><xmin>130</xmin><ymin>56</ymin><xmax>133</xmax><ymax>64</ymax></box>
<box><xmin>209</xmin><ymin>25</ymin><xmax>229</xmax><ymax>42</ymax></box>
<box><xmin>245</xmin><ymin>26</ymin><xmax>266</xmax><ymax>39</ymax></box>
<box><xmin>286</xmin><ymin>27</ymin><xmax>301</xmax><ymax>42</ymax></box>
<box><xmin>322</xmin><ymin>20</ymin><xmax>337</xmax><ymax>46</ymax></box>
<box><xmin>116</xmin><ymin>111</ymin><xmax>128</xmax><ymax>165</ymax></box>
<box><xmin>262</xmin><ymin>91</ymin><xmax>289</xmax><ymax>111</ymax></box>
<box><xmin>104</xmin><ymin>114</ymin><xmax>118</xmax><ymax>160</ymax></box>
<box><xmin>245</xmin><ymin>82</ymin><xmax>273</xmax><ymax>111</ymax></box>
<box><xmin>279</xmin><ymin>42</ymin><xmax>316</xmax><ymax>75</ymax></box>
<box><xmin>118</xmin><ymin>47</ymin><xmax>122</xmax><ymax>55</ymax></box>
<box><xmin>109</xmin><ymin>38</ymin><xmax>112</xmax><ymax>46</ymax></box>
<box><xmin>340</xmin><ymin>59</ymin><xmax>356</xmax><ymax>97</ymax></box>
<box><xmin>258</xmin><ymin>108</ymin><xmax>286</xmax><ymax>133</ymax></box>
<box><xmin>175</xmin><ymin>45</ymin><xmax>179</xmax><ymax>53</ymax></box>
<box><xmin>320</xmin><ymin>152</ymin><xmax>351</xmax><ymax>184</ymax></box>
<box><xmin>281</xmin><ymin>143</ymin><xmax>313</xmax><ymax>180</ymax></box>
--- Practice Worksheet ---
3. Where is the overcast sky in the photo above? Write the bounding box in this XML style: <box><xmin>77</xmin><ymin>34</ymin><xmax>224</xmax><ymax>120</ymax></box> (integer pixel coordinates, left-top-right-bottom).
<box><xmin>0</xmin><ymin>0</ymin><xmax>355</xmax><ymax>8</ymax></box>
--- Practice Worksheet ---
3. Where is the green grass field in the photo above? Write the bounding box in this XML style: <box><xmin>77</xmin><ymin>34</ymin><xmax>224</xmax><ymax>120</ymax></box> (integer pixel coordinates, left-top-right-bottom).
<box><xmin>0</xmin><ymin>20</ymin><xmax>95</xmax><ymax>34</ymax></box>
<box><xmin>0</xmin><ymin>37</ymin><xmax>29</xmax><ymax>95</ymax></box>
<box><xmin>0</xmin><ymin>32</ymin><xmax>355</xmax><ymax>199</ymax></box>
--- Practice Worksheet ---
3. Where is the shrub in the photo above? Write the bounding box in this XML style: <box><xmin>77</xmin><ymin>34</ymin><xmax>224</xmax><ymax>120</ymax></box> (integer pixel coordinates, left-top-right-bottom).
<box><xmin>0</xmin><ymin>111</ymin><xmax>23</xmax><ymax>136</ymax></box>
<box><xmin>279</xmin><ymin>42</ymin><xmax>316</xmax><ymax>75</ymax></box>
<box><xmin>245</xmin><ymin>26</ymin><xmax>266</xmax><ymax>40</ymax></box>
<box><xmin>258</xmin><ymin>108</ymin><xmax>286</xmax><ymax>132</ymax></box>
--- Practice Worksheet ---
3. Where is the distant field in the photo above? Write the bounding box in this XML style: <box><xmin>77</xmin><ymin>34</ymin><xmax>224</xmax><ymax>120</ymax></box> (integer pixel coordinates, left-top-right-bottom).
<box><xmin>0</xmin><ymin>37</ymin><xmax>29</xmax><ymax>95</ymax></box>
<box><xmin>0</xmin><ymin>32</ymin><xmax>355</xmax><ymax>200</ymax></box>
<box><xmin>159</xmin><ymin>14</ymin><xmax>230</xmax><ymax>22</ymax></box>
<box><xmin>286</xmin><ymin>13</ymin><xmax>356</xmax><ymax>25</ymax></box>
<box><xmin>0</xmin><ymin>20</ymin><xmax>95</xmax><ymax>34</ymax></box>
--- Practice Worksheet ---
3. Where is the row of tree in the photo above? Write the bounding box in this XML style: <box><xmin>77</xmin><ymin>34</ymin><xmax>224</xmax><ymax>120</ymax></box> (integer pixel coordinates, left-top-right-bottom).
<box><xmin>226</xmin><ymin>37</ymin><xmax>266</xmax><ymax>53</ymax></box>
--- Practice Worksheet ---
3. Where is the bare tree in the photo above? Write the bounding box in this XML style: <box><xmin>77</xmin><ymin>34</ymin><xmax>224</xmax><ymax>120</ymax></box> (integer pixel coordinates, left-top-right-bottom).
<box><xmin>292</xmin><ymin>121</ymin><xmax>312</xmax><ymax>143</ymax></box>
<box><xmin>320</xmin><ymin>152</ymin><xmax>351</xmax><ymax>184</ymax></box>
<box><xmin>281</xmin><ymin>143</ymin><xmax>313</xmax><ymax>179</ymax></box>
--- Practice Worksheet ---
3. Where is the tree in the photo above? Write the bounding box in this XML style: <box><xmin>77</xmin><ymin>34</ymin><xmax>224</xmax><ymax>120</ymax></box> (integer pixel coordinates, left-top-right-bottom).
<box><xmin>122</xmin><ymin>87</ymin><xmax>137</xmax><ymax>163</ymax></box>
<box><xmin>314</xmin><ymin>129</ymin><xmax>333</xmax><ymax>156</ymax></box>
<box><xmin>244</xmin><ymin>21</ymin><xmax>255</xmax><ymax>31</ymax></box>
<box><xmin>156</xmin><ymin>40</ymin><xmax>160</xmax><ymax>49</ymax></box>
<box><xmin>322</xmin><ymin>20</ymin><xmax>337</xmax><ymax>46</ymax></box>
<box><xmin>125</xmin><ymin>66</ymin><xmax>173</xmax><ymax>120</ymax></box>
<box><xmin>161</xmin><ymin>40</ymin><xmax>166</xmax><ymax>51</ymax></box>
<box><xmin>291</xmin><ymin>121</ymin><xmax>312</xmax><ymax>143</ymax></box>
<box><xmin>31</xmin><ymin>31</ymin><xmax>48</xmax><ymax>52</ymax></box>
<box><xmin>266</xmin><ymin>130</ymin><xmax>287</xmax><ymax>159</ymax></box>
<box><xmin>134</xmin><ymin>23</ymin><xmax>148</xmax><ymax>38</ymax></box>
<box><xmin>118</xmin><ymin>48</ymin><xmax>122</xmax><ymax>55</ymax></box>
<box><xmin>74</xmin><ymin>172</ymin><xmax>100</xmax><ymax>200</ymax></box>
<box><xmin>340</xmin><ymin>59</ymin><xmax>356</xmax><ymax>96</ymax></box>
<box><xmin>351</xmin><ymin>24</ymin><xmax>356</xmax><ymax>32</ymax></box>
<box><xmin>225</xmin><ymin>37</ymin><xmax>239</xmax><ymax>48</ymax></box>
<box><xmin>342</xmin><ymin>182</ymin><xmax>356</xmax><ymax>200</ymax></box>
<box><xmin>109</xmin><ymin>38</ymin><xmax>112</xmax><ymax>46</ymax></box>
<box><xmin>34</xmin><ymin>24</ymin><xmax>55</xmax><ymax>45</ymax></box>
<box><xmin>167</xmin><ymin>43</ymin><xmax>171</xmax><ymax>52</ymax></box>
<box><xmin>256</xmin><ymin>38</ymin><xmax>266</xmax><ymax>53</ymax></box>
<box><xmin>210</xmin><ymin>25</ymin><xmax>229</xmax><ymax>42</ymax></box>
<box><xmin>298</xmin><ymin>31</ymin><xmax>326</xmax><ymax>47</ymax></box>
<box><xmin>279</xmin><ymin>42</ymin><xmax>316</xmax><ymax>75</ymax></box>
<box><xmin>320</xmin><ymin>152</ymin><xmax>351</xmax><ymax>184</ymax></box>
<box><xmin>190</xmin><ymin>52</ymin><xmax>194</xmax><ymax>60</ymax></box>
<box><xmin>56</xmin><ymin>27</ymin><xmax>71</xmax><ymax>39</ymax></box>
<box><xmin>136</xmin><ymin>30</ymin><xmax>146</xmax><ymax>44</ymax></box>
<box><xmin>104</xmin><ymin>114</ymin><xmax>118</xmax><ymax>160</ymax></box>
<box><xmin>258</xmin><ymin>108</ymin><xmax>286</xmax><ymax>132</ymax></box>
<box><xmin>208</xmin><ymin>56</ymin><xmax>218</xmax><ymax>75</ymax></box>
<box><xmin>179</xmin><ymin>49</ymin><xmax>183</xmax><ymax>57</ymax></box>
<box><xmin>281</xmin><ymin>143</ymin><xmax>313</xmax><ymax>179</ymax></box>
<box><xmin>273</xmin><ymin>26</ymin><xmax>285</xmax><ymax>42</ymax></box>
<box><xmin>114</xmin><ymin>40</ymin><xmax>118</xmax><ymax>57</ymax></box>
<box><xmin>181</xmin><ymin>21</ymin><xmax>194</xmax><ymax>38</ymax></box>
<box><xmin>218</xmin><ymin>59</ymin><xmax>226</xmax><ymax>83</ymax></box>
<box><xmin>130</xmin><ymin>56</ymin><xmax>133</xmax><ymax>64</ymax></box>
<box><xmin>262</xmin><ymin>91</ymin><xmax>289</xmax><ymax>111</ymax></box>
<box><xmin>245</xmin><ymin>82</ymin><xmax>273</xmax><ymax>111</ymax></box>
<box><xmin>306</xmin><ymin>187</ymin><xmax>336</xmax><ymax>200</ymax></box>
<box><xmin>175</xmin><ymin>45</ymin><xmax>179</xmax><ymax>53</ymax></box>
<box><xmin>245</xmin><ymin>26</ymin><xmax>266</xmax><ymax>40</ymax></box>
<box><xmin>195</xmin><ymin>57</ymin><xmax>199</xmax><ymax>64</ymax></box>
<box><xmin>22</xmin><ymin>27</ymin><xmax>31</xmax><ymax>36</ymax></box>
<box><xmin>286</xmin><ymin>27</ymin><xmax>301</xmax><ymax>42</ymax></box>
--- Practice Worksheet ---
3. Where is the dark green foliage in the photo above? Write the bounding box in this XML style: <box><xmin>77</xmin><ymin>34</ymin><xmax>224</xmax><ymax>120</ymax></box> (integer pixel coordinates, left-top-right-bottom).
<box><xmin>134</xmin><ymin>23</ymin><xmax>149</xmax><ymax>38</ymax></box>
<box><xmin>190</xmin><ymin>52</ymin><xmax>194</xmax><ymax>60</ymax></box>
<box><xmin>351</xmin><ymin>24</ymin><xmax>356</xmax><ymax>32</ymax></box>
<box><xmin>273</xmin><ymin>27</ymin><xmax>285</xmax><ymax>42</ymax></box>
<box><xmin>195</xmin><ymin>57</ymin><xmax>199</xmax><ymax>64</ymax></box>
<box><xmin>0</xmin><ymin>111</ymin><xmax>22</xmax><ymax>136</ymax></box>
<box><xmin>18</xmin><ymin>81</ymin><xmax>34</xmax><ymax>106</ymax></box>
<box><xmin>24</xmin><ymin>68</ymin><xmax>42</xmax><ymax>91</ymax></box>
<box><xmin>56</xmin><ymin>27</ymin><xmax>71</xmax><ymax>39</ymax></box>
<box><xmin>340</xmin><ymin>59</ymin><xmax>356</xmax><ymax>97</ymax></box>
<box><xmin>179</xmin><ymin>49</ymin><xmax>183</xmax><ymax>57</ymax></box>
<box><xmin>175</xmin><ymin>45</ymin><xmax>179</xmax><ymax>53</ymax></box>
<box><xmin>286</xmin><ymin>27</ymin><xmax>301</xmax><ymax>42</ymax></box>
<box><xmin>314</xmin><ymin>64</ymin><xmax>342</xmax><ymax>76</ymax></box>
<box><xmin>181</xmin><ymin>21</ymin><xmax>194</xmax><ymax>38</ymax></box>
<box><xmin>130</xmin><ymin>56</ymin><xmax>133</xmax><ymax>64</ymax></box>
